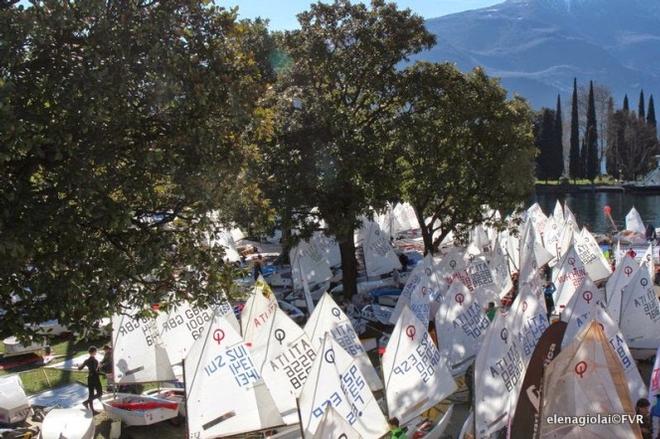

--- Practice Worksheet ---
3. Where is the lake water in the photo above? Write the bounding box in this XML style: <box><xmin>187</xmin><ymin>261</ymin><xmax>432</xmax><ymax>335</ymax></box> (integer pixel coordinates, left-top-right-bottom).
<box><xmin>533</xmin><ymin>192</ymin><xmax>660</xmax><ymax>234</ymax></box>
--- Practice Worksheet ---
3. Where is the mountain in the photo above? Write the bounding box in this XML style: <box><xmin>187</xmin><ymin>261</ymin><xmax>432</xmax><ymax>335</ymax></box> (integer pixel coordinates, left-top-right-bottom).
<box><xmin>414</xmin><ymin>0</ymin><xmax>660</xmax><ymax>108</ymax></box>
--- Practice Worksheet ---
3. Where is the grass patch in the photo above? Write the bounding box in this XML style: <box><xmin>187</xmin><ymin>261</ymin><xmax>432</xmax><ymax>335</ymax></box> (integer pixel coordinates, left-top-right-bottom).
<box><xmin>1</xmin><ymin>333</ymin><xmax>110</xmax><ymax>395</ymax></box>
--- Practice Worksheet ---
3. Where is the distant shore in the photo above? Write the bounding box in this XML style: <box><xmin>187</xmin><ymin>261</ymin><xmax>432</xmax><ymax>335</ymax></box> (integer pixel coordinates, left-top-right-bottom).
<box><xmin>535</xmin><ymin>180</ymin><xmax>659</xmax><ymax>194</ymax></box>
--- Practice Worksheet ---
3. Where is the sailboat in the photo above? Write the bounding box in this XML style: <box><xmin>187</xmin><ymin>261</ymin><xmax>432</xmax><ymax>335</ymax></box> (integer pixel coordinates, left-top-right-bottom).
<box><xmin>298</xmin><ymin>333</ymin><xmax>388</xmax><ymax>438</ymax></box>
<box><xmin>102</xmin><ymin>305</ymin><xmax>180</xmax><ymax>426</ymax></box>
<box><xmin>605</xmin><ymin>253</ymin><xmax>639</xmax><ymax>326</ymax></box>
<box><xmin>539</xmin><ymin>321</ymin><xmax>642</xmax><ymax>438</ymax></box>
<box><xmin>619</xmin><ymin>260</ymin><xmax>660</xmax><ymax>358</ymax></box>
<box><xmin>184</xmin><ymin>308</ymin><xmax>284</xmax><ymax>438</ymax></box>
<box><xmin>382</xmin><ymin>305</ymin><xmax>456</xmax><ymax>425</ymax></box>
<box><xmin>304</xmin><ymin>292</ymin><xmax>383</xmax><ymax>391</ymax></box>
<box><xmin>434</xmin><ymin>281</ymin><xmax>490</xmax><ymax>377</ymax></box>
<box><xmin>561</xmin><ymin>278</ymin><xmax>647</xmax><ymax>402</ymax></box>
<box><xmin>509</xmin><ymin>321</ymin><xmax>567</xmax><ymax>439</ymax></box>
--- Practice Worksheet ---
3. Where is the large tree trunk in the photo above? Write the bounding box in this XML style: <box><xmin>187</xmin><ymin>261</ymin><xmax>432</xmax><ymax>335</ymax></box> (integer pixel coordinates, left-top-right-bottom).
<box><xmin>338</xmin><ymin>232</ymin><xmax>358</xmax><ymax>300</ymax></box>
<box><xmin>414</xmin><ymin>205</ymin><xmax>434</xmax><ymax>256</ymax></box>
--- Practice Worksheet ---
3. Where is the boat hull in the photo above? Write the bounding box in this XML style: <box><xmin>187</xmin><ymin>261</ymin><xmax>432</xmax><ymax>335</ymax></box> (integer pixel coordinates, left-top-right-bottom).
<box><xmin>101</xmin><ymin>393</ymin><xmax>179</xmax><ymax>426</ymax></box>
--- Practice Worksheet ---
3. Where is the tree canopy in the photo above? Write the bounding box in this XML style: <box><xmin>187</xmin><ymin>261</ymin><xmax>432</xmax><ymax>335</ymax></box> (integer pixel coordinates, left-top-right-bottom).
<box><xmin>0</xmin><ymin>0</ymin><xmax>271</xmax><ymax>335</ymax></box>
<box><xmin>394</xmin><ymin>62</ymin><xmax>535</xmax><ymax>254</ymax></box>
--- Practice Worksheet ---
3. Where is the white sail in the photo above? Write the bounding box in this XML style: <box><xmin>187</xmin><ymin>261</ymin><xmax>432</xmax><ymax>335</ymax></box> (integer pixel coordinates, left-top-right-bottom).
<box><xmin>509</xmin><ymin>269</ymin><xmax>549</xmax><ymax>366</ymax></box>
<box><xmin>112</xmin><ymin>307</ymin><xmax>175</xmax><ymax>384</ymax></box>
<box><xmin>241</xmin><ymin>276</ymin><xmax>279</xmax><ymax>344</ymax></box>
<box><xmin>312</xmin><ymin>406</ymin><xmax>362</xmax><ymax>439</ymax></box>
<box><xmin>251</xmin><ymin>307</ymin><xmax>316</xmax><ymax>424</ymax></box>
<box><xmin>650</xmin><ymin>345</ymin><xmax>660</xmax><ymax>401</ymax></box>
<box><xmin>561</xmin><ymin>277</ymin><xmax>606</xmax><ymax>345</ymax></box>
<box><xmin>625</xmin><ymin>207</ymin><xmax>646</xmax><ymax>235</ymax></box>
<box><xmin>489</xmin><ymin>238</ymin><xmax>513</xmax><ymax>297</ymax></box>
<box><xmin>561</xmin><ymin>278</ymin><xmax>648</xmax><ymax>404</ymax></box>
<box><xmin>526</xmin><ymin>203</ymin><xmax>548</xmax><ymax>239</ymax></box>
<box><xmin>474</xmin><ymin>310</ymin><xmax>525</xmax><ymax>437</ymax></box>
<box><xmin>156</xmin><ymin>301</ymin><xmax>225</xmax><ymax>366</ymax></box>
<box><xmin>605</xmin><ymin>253</ymin><xmax>639</xmax><ymax>325</ymax></box>
<box><xmin>519</xmin><ymin>219</ymin><xmax>553</xmax><ymax>280</ymax></box>
<box><xmin>540</xmin><ymin>321</ymin><xmax>640</xmax><ymax>439</ymax></box>
<box><xmin>382</xmin><ymin>306</ymin><xmax>457</xmax><ymax>424</ymax></box>
<box><xmin>304</xmin><ymin>292</ymin><xmax>382</xmax><ymax>391</ymax></box>
<box><xmin>506</xmin><ymin>230</ymin><xmax>521</xmax><ymax>273</ymax></box>
<box><xmin>552</xmin><ymin>246</ymin><xmax>589</xmax><ymax>312</ymax></box>
<box><xmin>390</xmin><ymin>254</ymin><xmax>441</xmax><ymax>325</ymax></box>
<box><xmin>290</xmin><ymin>239</ymin><xmax>333</xmax><ymax>290</ymax></box>
<box><xmin>434</xmin><ymin>281</ymin><xmax>490</xmax><ymax>376</ymax></box>
<box><xmin>357</xmin><ymin>218</ymin><xmax>401</xmax><ymax>278</ymax></box>
<box><xmin>573</xmin><ymin>228</ymin><xmax>612</xmax><ymax>282</ymax></box>
<box><xmin>542</xmin><ymin>215</ymin><xmax>561</xmax><ymax>266</ymax></box>
<box><xmin>299</xmin><ymin>334</ymin><xmax>388</xmax><ymax>438</ymax></box>
<box><xmin>185</xmin><ymin>309</ymin><xmax>283</xmax><ymax>438</ymax></box>
<box><xmin>556</xmin><ymin>221</ymin><xmax>575</xmax><ymax>264</ymax></box>
<box><xmin>466</xmin><ymin>254</ymin><xmax>500</xmax><ymax>306</ymax></box>
<box><xmin>553</xmin><ymin>200</ymin><xmax>564</xmax><ymax>225</ymax></box>
<box><xmin>312</xmin><ymin>231</ymin><xmax>341</xmax><ymax>268</ymax></box>
<box><xmin>563</xmin><ymin>204</ymin><xmax>578</xmax><ymax>227</ymax></box>
<box><xmin>642</xmin><ymin>243</ymin><xmax>655</xmax><ymax>278</ymax></box>
<box><xmin>614</xmin><ymin>240</ymin><xmax>623</xmax><ymax>266</ymax></box>
<box><xmin>595</xmin><ymin>307</ymin><xmax>647</xmax><ymax>403</ymax></box>
<box><xmin>619</xmin><ymin>260</ymin><xmax>660</xmax><ymax>349</ymax></box>
<box><xmin>392</xmin><ymin>202</ymin><xmax>419</xmax><ymax>234</ymax></box>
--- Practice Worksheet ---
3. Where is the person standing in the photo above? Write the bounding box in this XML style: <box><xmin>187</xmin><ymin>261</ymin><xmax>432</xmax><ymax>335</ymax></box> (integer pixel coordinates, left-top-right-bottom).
<box><xmin>253</xmin><ymin>254</ymin><xmax>263</xmax><ymax>280</ymax></box>
<box><xmin>78</xmin><ymin>346</ymin><xmax>102</xmax><ymax>414</ymax></box>
<box><xmin>637</xmin><ymin>398</ymin><xmax>652</xmax><ymax>439</ymax></box>
<box><xmin>486</xmin><ymin>302</ymin><xmax>496</xmax><ymax>321</ymax></box>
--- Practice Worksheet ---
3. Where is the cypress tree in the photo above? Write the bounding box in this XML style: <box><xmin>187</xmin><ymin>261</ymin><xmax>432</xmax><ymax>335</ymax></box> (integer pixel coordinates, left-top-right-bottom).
<box><xmin>553</xmin><ymin>94</ymin><xmax>564</xmax><ymax>179</ymax></box>
<box><xmin>569</xmin><ymin>78</ymin><xmax>581</xmax><ymax>180</ymax></box>
<box><xmin>638</xmin><ymin>89</ymin><xmax>645</xmax><ymax>120</ymax></box>
<box><xmin>623</xmin><ymin>94</ymin><xmax>629</xmax><ymax>112</ymax></box>
<box><xmin>648</xmin><ymin>95</ymin><xmax>657</xmax><ymax>137</ymax></box>
<box><xmin>585</xmin><ymin>81</ymin><xmax>599</xmax><ymax>181</ymax></box>
<box><xmin>535</xmin><ymin>109</ymin><xmax>556</xmax><ymax>181</ymax></box>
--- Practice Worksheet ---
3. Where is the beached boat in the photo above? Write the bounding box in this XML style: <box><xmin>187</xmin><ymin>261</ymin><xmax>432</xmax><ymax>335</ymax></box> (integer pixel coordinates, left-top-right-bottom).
<box><xmin>101</xmin><ymin>393</ymin><xmax>179</xmax><ymax>426</ymax></box>
<box><xmin>2</xmin><ymin>336</ymin><xmax>47</xmax><ymax>358</ymax></box>
<box><xmin>40</xmin><ymin>408</ymin><xmax>94</xmax><ymax>439</ymax></box>
<box><xmin>0</xmin><ymin>375</ymin><xmax>30</xmax><ymax>425</ymax></box>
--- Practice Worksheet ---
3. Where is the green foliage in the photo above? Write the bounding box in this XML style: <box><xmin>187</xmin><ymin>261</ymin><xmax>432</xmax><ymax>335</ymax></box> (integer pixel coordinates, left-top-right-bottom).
<box><xmin>569</xmin><ymin>78</ymin><xmax>582</xmax><ymax>180</ymax></box>
<box><xmin>263</xmin><ymin>0</ymin><xmax>435</xmax><ymax>295</ymax></box>
<box><xmin>535</xmin><ymin>108</ymin><xmax>556</xmax><ymax>181</ymax></box>
<box><xmin>584</xmin><ymin>81</ymin><xmax>599</xmax><ymax>181</ymax></box>
<box><xmin>606</xmin><ymin>109</ymin><xmax>660</xmax><ymax>181</ymax></box>
<box><xmin>394</xmin><ymin>62</ymin><xmax>535</xmax><ymax>253</ymax></box>
<box><xmin>0</xmin><ymin>1</ymin><xmax>271</xmax><ymax>336</ymax></box>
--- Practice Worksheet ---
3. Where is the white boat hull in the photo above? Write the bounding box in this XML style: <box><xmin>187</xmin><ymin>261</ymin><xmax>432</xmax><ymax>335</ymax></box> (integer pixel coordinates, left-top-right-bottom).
<box><xmin>41</xmin><ymin>408</ymin><xmax>94</xmax><ymax>439</ymax></box>
<box><xmin>101</xmin><ymin>393</ymin><xmax>179</xmax><ymax>426</ymax></box>
<box><xmin>2</xmin><ymin>336</ymin><xmax>46</xmax><ymax>357</ymax></box>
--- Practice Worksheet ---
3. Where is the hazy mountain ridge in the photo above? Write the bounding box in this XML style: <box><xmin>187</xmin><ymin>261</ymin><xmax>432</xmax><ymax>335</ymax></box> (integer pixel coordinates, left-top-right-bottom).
<box><xmin>415</xmin><ymin>0</ymin><xmax>660</xmax><ymax>107</ymax></box>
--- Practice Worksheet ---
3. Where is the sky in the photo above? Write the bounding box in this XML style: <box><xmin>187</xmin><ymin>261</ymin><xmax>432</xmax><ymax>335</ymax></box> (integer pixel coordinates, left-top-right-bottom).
<box><xmin>221</xmin><ymin>0</ymin><xmax>503</xmax><ymax>30</ymax></box>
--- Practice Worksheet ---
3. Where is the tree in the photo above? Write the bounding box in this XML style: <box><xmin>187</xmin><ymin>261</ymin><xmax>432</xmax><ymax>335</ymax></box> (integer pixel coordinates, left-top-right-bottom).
<box><xmin>576</xmin><ymin>82</ymin><xmax>611</xmax><ymax>174</ymax></box>
<box><xmin>553</xmin><ymin>94</ymin><xmax>564</xmax><ymax>179</ymax></box>
<box><xmin>606</xmin><ymin>110</ymin><xmax>660</xmax><ymax>180</ymax></box>
<box><xmin>266</xmin><ymin>0</ymin><xmax>435</xmax><ymax>297</ymax></box>
<box><xmin>394</xmin><ymin>63</ymin><xmax>535</xmax><ymax>254</ymax></box>
<box><xmin>569</xmin><ymin>78</ymin><xmax>582</xmax><ymax>180</ymax></box>
<box><xmin>584</xmin><ymin>81</ymin><xmax>599</xmax><ymax>181</ymax></box>
<box><xmin>535</xmin><ymin>108</ymin><xmax>556</xmax><ymax>181</ymax></box>
<box><xmin>648</xmin><ymin>95</ymin><xmax>657</xmax><ymax>138</ymax></box>
<box><xmin>639</xmin><ymin>89</ymin><xmax>646</xmax><ymax>120</ymax></box>
<box><xmin>0</xmin><ymin>1</ymin><xmax>270</xmax><ymax>335</ymax></box>
<box><xmin>623</xmin><ymin>94</ymin><xmax>630</xmax><ymax>112</ymax></box>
